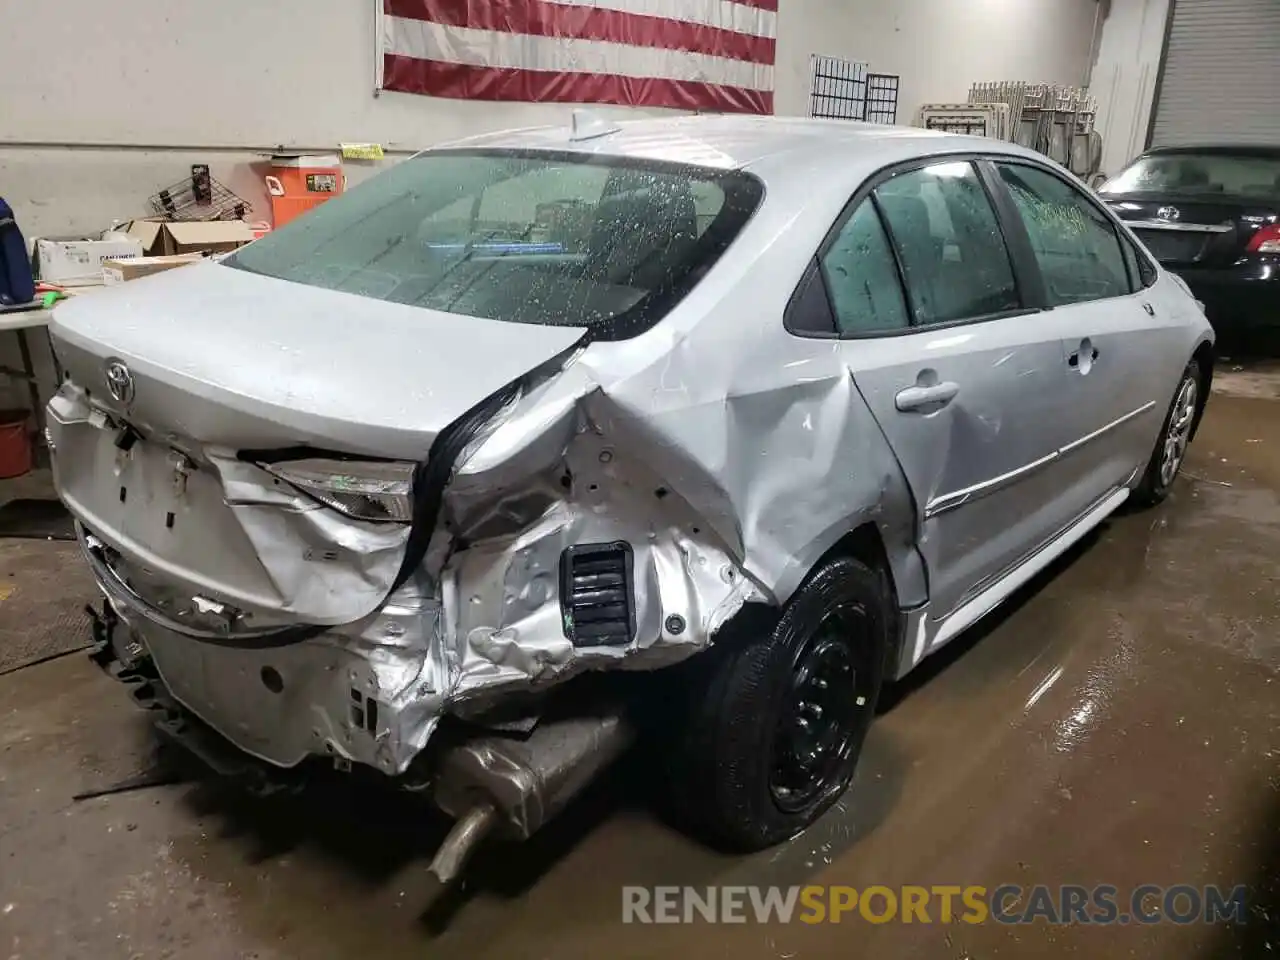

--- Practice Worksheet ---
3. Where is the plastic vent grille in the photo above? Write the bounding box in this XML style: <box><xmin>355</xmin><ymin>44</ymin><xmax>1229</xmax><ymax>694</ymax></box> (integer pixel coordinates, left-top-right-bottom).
<box><xmin>560</xmin><ymin>542</ymin><xmax>635</xmax><ymax>647</ymax></box>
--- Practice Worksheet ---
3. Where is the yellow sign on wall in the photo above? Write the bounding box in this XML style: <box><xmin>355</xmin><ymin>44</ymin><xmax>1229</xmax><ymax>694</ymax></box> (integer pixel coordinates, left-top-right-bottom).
<box><xmin>340</xmin><ymin>143</ymin><xmax>385</xmax><ymax>161</ymax></box>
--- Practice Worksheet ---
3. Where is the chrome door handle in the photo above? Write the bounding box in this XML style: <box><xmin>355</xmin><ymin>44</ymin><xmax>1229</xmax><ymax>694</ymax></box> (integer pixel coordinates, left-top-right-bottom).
<box><xmin>1068</xmin><ymin>336</ymin><xmax>1100</xmax><ymax>370</ymax></box>
<box><xmin>895</xmin><ymin>381</ymin><xmax>960</xmax><ymax>412</ymax></box>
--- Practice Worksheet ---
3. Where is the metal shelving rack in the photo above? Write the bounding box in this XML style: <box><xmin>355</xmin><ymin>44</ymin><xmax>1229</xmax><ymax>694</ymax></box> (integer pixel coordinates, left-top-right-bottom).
<box><xmin>916</xmin><ymin>82</ymin><xmax>1104</xmax><ymax>180</ymax></box>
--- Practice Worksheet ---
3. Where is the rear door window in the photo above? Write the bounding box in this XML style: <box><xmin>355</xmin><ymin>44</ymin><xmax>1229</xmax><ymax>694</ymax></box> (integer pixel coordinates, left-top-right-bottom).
<box><xmin>1121</xmin><ymin>233</ymin><xmax>1157</xmax><ymax>289</ymax></box>
<box><xmin>996</xmin><ymin>163</ymin><xmax>1132</xmax><ymax>306</ymax></box>
<box><xmin>872</xmin><ymin>162</ymin><xmax>1021</xmax><ymax>325</ymax></box>
<box><xmin>1119</xmin><ymin>234</ymin><xmax>1154</xmax><ymax>292</ymax></box>
<box><xmin>820</xmin><ymin>199</ymin><xmax>910</xmax><ymax>335</ymax></box>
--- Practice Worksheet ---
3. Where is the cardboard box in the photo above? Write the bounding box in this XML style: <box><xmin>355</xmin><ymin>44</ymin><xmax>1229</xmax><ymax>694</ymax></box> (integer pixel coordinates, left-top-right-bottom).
<box><xmin>36</xmin><ymin>237</ymin><xmax>144</xmax><ymax>286</ymax></box>
<box><xmin>102</xmin><ymin>253</ymin><xmax>205</xmax><ymax>285</ymax></box>
<box><xmin>120</xmin><ymin>219</ymin><xmax>254</xmax><ymax>257</ymax></box>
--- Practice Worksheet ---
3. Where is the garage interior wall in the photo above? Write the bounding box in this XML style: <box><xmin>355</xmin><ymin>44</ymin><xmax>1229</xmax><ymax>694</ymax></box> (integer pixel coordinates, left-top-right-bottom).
<box><xmin>1</xmin><ymin>0</ymin><xmax>1100</xmax><ymax>240</ymax></box>
<box><xmin>1089</xmin><ymin>0</ymin><xmax>1172</xmax><ymax>178</ymax></box>
<box><xmin>0</xmin><ymin>0</ymin><xmax>1098</xmax><ymax>409</ymax></box>
<box><xmin>1089</xmin><ymin>0</ymin><xmax>1280</xmax><ymax>176</ymax></box>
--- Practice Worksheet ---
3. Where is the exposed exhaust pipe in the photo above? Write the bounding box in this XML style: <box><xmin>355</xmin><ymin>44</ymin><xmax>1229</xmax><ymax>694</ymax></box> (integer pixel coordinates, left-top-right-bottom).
<box><xmin>429</xmin><ymin>803</ymin><xmax>500</xmax><ymax>884</ymax></box>
<box><xmin>426</xmin><ymin>710</ymin><xmax>635</xmax><ymax>884</ymax></box>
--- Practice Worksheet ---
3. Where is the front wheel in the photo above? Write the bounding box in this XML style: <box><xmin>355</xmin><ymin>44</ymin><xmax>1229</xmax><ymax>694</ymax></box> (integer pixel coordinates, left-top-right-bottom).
<box><xmin>662</xmin><ymin>556</ymin><xmax>891</xmax><ymax>851</ymax></box>
<box><xmin>1133</xmin><ymin>360</ymin><xmax>1201</xmax><ymax>507</ymax></box>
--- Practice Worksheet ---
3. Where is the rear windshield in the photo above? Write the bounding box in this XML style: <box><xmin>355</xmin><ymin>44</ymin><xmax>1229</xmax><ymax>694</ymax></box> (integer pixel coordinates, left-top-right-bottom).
<box><xmin>1100</xmin><ymin>152</ymin><xmax>1280</xmax><ymax>199</ymax></box>
<box><xmin>226</xmin><ymin>150</ymin><xmax>763</xmax><ymax>341</ymax></box>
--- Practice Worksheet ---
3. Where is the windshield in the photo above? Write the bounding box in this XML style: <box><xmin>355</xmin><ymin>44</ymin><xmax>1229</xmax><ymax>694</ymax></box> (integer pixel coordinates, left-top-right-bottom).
<box><xmin>226</xmin><ymin>150</ymin><xmax>763</xmax><ymax>341</ymax></box>
<box><xmin>1100</xmin><ymin>152</ymin><xmax>1280</xmax><ymax>199</ymax></box>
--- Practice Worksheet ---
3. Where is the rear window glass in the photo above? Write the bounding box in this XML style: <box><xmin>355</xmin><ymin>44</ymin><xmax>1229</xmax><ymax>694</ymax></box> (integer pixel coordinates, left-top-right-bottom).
<box><xmin>1100</xmin><ymin>153</ymin><xmax>1280</xmax><ymax>199</ymax></box>
<box><xmin>226</xmin><ymin>151</ymin><xmax>763</xmax><ymax>341</ymax></box>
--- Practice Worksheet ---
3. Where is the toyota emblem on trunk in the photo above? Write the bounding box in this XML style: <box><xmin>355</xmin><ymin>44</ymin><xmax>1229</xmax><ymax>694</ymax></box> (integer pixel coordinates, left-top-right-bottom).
<box><xmin>1157</xmin><ymin>206</ymin><xmax>1181</xmax><ymax>222</ymax></box>
<box><xmin>104</xmin><ymin>358</ymin><xmax>135</xmax><ymax>405</ymax></box>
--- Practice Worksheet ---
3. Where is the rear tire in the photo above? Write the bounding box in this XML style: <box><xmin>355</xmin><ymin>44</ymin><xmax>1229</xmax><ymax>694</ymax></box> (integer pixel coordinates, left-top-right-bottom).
<box><xmin>1132</xmin><ymin>361</ymin><xmax>1201</xmax><ymax>508</ymax></box>
<box><xmin>662</xmin><ymin>556</ymin><xmax>890</xmax><ymax>851</ymax></box>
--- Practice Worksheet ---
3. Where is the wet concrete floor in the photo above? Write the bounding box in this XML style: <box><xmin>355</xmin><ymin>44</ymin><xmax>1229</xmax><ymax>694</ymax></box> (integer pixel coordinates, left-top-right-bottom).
<box><xmin>1</xmin><ymin>372</ymin><xmax>1278</xmax><ymax>959</ymax></box>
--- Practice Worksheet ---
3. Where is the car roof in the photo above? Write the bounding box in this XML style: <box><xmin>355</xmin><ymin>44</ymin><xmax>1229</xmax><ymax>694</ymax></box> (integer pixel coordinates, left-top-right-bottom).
<box><xmin>1142</xmin><ymin>144</ymin><xmax>1280</xmax><ymax>159</ymax></box>
<box><xmin>431</xmin><ymin>113</ymin><xmax>1053</xmax><ymax>177</ymax></box>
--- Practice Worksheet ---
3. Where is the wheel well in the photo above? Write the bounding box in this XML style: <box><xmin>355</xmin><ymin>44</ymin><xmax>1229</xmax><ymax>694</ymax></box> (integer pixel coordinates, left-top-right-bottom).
<box><xmin>1190</xmin><ymin>341</ymin><xmax>1214</xmax><ymax>440</ymax></box>
<box><xmin>822</xmin><ymin>523</ymin><xmax>893</xmax><ymax>582</ymax></box>
<box><xmin>816</xmin><ymin>522</ymin><xmax>904</xmax><ymax>676</ymax></box>
<box><xmin>711</xmin><ymin>524</ymin><xmax>903</xmax><ymax>659</ymax></box>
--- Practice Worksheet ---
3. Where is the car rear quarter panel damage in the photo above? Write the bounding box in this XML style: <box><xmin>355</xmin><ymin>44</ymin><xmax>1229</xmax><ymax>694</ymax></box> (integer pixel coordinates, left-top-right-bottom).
<box><xmin>50</xmin><ymin>153</ymin><xmax>928</xmax><ymax>774</ymax></box>
<box><xmin>437</xmin><ymin>170</ymin><xmax>926</xmax><ymax>711</ymax></box>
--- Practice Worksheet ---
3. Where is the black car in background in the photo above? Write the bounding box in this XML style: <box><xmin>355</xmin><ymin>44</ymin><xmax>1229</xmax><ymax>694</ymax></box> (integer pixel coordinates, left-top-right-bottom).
<box><xmin>1099</xmin><ymin>145</ymin><xmax>1280</xmax><ymax>349</ymax></box>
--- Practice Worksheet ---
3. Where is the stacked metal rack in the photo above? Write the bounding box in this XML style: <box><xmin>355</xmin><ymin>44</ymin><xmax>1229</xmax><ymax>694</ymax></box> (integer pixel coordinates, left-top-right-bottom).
<box><xmin>916</xmin><ymin>102</ymin><xmax>1011</xmax><ymax>140</ymax></box>
<box><xmin>916</xmin><ymin>82</ymin><xmax>1104</xmax><ymax>181</ymax></box>
<box><xmin>806</xmin><ymin>55</ymin><xmax>902</xmax><ymax>125</ymax></box>
<box><xmin>147</xmin><ymin>165</ymin><xmax>252</xmax><ymax>222</ymax></box>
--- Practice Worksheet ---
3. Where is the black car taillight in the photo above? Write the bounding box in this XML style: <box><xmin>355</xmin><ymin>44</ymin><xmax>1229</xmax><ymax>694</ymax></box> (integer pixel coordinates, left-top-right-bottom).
<box><xmin>1247</xmin><ymin>224</ymin><xmax>1280</xmax><ymax>254</ymax></box>
<box><xmin>560</xmin><ymin>542</ymin><xmax>635</xmax><ymax>647</ymax></box>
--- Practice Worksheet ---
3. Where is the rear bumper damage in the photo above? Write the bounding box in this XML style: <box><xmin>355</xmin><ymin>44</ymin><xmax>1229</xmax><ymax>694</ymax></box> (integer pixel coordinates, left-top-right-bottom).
<box><xmin>85</xmin><ymin>597</ymin><xmax>636</xmax><ymax>884</ymax></box>
<box><xmin>79</xmin><ymin>525</ymin><xmax>450</xmax><ymax>775</ymax></box>
<box><xmin>50</xmin><ymin>247</ymin><xmax>924</xmax><ymax>877</ymax></box>
<box><xmin>51</xmin><ymin>367</ymin><xmax>763</xmax><ymax>780</ymax></box>
<box><xmin>54</xmin><ymin>351</ymin><xmax>769</xmax><ymax>873</ymax></box>
<box><xmin>61</xmin><ymin>365</ymin><xmax>763</xmax><ymax>881</ymax></box>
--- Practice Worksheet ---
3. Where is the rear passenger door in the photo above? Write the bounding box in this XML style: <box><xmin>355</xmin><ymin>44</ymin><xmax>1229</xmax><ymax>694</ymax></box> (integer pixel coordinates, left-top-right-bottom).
<box><xmin>815</xmin><ymin>159</ymin><xmax>1076</xmax><ymax>632</ymax></box>
<box><xmin>989</xmin><ymin>161</ymin><xmax>1181</xmax><ymax>517</ymax></box>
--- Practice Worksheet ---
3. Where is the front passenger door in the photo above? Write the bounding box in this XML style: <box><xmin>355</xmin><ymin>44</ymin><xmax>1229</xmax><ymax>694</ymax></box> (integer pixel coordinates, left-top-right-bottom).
<box><xmin>824</xmin><ymin>160</ymin><xmax>1076</xmax><ymax>637</ymax></box>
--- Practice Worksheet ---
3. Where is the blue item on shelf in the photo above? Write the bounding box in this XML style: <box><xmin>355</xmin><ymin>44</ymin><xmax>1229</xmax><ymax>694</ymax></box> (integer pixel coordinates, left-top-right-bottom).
<box><xmin>0</xmin><ymin>197</ymin><xmax>35</xmax><ymax>306</ymax></box>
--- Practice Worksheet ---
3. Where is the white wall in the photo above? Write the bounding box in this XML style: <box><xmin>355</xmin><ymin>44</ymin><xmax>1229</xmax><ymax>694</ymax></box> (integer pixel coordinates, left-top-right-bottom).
<box><xmin>0</xmin><ymin>0</ymin><xmax>676</xmax><ymax>240</ymax></box>
<box><xmin>0</xmin><ymin>0</ymin><xmax>1101</xmax><ymax>239</ymax></box>
<box><xmin>778</xmin><ymin>0</ymin><xmax>1101</xmax><ymax>131</ymax></box>
<box><xmin>3</xmin><ymin>0</ymin><xmax>1100</xmax><ymax>146</ymax></box>
<box><xmin>1089</xmin><ymin>0</ymin><xmax>1172</xmax><ymax>178</ymax></box>
<box><xmin>0</xmin><ymin>0</ymin><xmax>1099</xmax><ymax>411</ymax></box>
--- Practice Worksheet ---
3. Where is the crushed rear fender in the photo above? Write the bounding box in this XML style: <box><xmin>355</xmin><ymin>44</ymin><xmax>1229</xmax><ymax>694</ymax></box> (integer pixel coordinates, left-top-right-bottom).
<box><xmin>433</xmin><ymin>332</ymin><xmax>924</xmax><ymax>708</ymax></box>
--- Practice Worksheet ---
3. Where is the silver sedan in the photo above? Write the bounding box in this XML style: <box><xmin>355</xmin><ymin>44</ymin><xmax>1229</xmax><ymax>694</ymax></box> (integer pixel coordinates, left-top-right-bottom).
<box><xmin>47</xmin><ymin>113</ymin><xmax>1213</xmax><ymax>883</ymax></box>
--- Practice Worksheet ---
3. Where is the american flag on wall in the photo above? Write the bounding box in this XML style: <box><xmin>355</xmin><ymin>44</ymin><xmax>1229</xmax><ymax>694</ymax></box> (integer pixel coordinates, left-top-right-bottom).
<box><xmin>378</xmin><ymin>0</ymin><xmax>778</xmax><ymax>115</ymax></box>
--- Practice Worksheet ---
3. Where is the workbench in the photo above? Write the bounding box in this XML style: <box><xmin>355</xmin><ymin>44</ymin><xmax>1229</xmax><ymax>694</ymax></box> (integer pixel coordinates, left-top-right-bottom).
<box><xmin>0</xmin><ymin>304</ymin><xmax>54</xmax><ymax>461</ymax></box>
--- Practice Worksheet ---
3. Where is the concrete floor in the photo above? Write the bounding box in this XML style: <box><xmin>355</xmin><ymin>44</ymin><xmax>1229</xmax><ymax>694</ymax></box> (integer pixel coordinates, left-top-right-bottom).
<box><xmin>2</xmin><ymin>371</ymin><xmax>1279</xmax><ymax>959</ymax></box>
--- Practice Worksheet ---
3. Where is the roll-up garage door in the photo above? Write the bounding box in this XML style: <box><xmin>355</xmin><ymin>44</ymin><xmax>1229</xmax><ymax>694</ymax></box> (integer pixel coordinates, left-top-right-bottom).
<box><xmin>1150</xmin><ymin>0</ymin><xmax>1280</xmax><ymax>147</ymax></box>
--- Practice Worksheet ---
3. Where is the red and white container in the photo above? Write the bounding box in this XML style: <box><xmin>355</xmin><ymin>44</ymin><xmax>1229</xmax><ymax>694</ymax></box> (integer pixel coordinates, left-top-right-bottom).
<box><xmin>265</xmin><ymin>154</ymin><xmax>345</xmax><ymax>228</ymax></box>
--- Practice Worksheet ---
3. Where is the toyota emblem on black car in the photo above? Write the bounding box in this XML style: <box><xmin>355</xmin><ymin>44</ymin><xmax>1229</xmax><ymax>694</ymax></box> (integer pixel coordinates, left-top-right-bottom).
<box><xmin>104</xmin><ymin>358</ymin><xmax>135</xmax><ymax>405</ymax></box>
<box><xmin>1157</xmin><ymin>206</ymin><xmax>1181</xmax><ymax>222</ymax></box>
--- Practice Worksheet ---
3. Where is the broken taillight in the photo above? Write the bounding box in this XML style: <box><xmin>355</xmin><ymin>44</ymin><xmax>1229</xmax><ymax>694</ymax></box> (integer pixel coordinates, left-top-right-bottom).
<box><xmin>261</xmin><ymin>458</ymin><xmax>414</xmax><ymax>523</ymax></box>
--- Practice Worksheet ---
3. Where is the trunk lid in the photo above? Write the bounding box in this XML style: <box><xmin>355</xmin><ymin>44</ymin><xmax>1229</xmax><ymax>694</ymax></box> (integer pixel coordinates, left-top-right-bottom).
<box><xmin>1104</xmin><ymin>193</ymin><xmax>1280</xmax><ymax>268</ymax></box>
<box><xmin>48</xmin><ymin>261</ymin><xmax>586</xmax><ymax>626</ymax></box>
<box><xmin>50</xmin><ymin>261</ymin><xmax>587</xmax><ymax>460</ymax></box>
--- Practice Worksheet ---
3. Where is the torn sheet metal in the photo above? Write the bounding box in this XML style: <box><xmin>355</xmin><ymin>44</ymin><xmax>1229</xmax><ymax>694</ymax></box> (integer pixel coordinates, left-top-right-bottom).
<box><xmin>55</xmin><ymin>319</ymin><xmax>914</xmax><ymax>772</ymax></box>
<box><xmin>437</xmin><ymin>308</ymin><xmax>924</xmax><ymax>706</ymax></box>
<box><xmin>444</xmin><ymin>414</ymin><xmax>767</xmax><ymax>700</ymax></box>
<box><xmin>49</xmin><ymin>385</ymin><xmax>411</xmax><ymax>626</ymax></box>
<box><xmin>47</xmin><ymin>134</ymin><xmax>928</xmax><ymax>775</ymax></box>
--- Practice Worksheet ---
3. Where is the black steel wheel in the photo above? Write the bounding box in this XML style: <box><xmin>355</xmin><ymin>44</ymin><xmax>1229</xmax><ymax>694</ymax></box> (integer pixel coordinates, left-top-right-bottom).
<box><xmin>769</xmin><ymin>611</ymin><xmax>874</xmax><ymax>813</ymax></box>
<box><xmin>662</xmin><ymin>555</ymin><xmax>891</xmax><ymax>852</ymax></box>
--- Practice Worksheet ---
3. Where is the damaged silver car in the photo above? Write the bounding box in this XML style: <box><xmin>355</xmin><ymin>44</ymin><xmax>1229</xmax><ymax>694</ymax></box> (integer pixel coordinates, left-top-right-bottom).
<box><xmin>47</xmin><ymin>113</ymin><xmax>1214</xmax><ymax>882</ymax></box>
